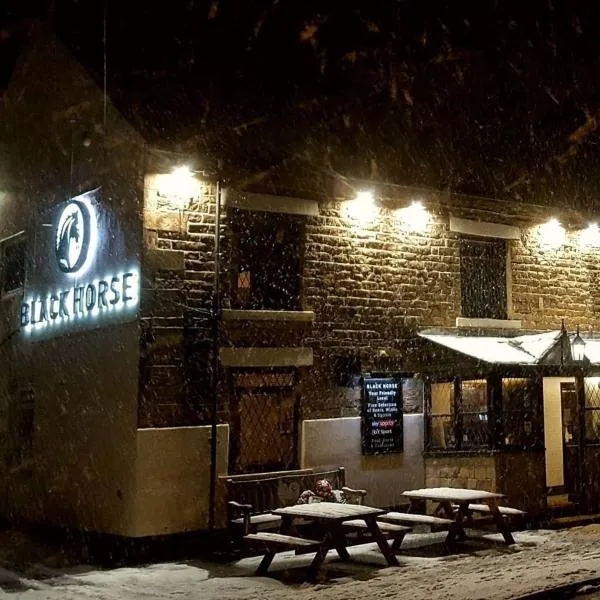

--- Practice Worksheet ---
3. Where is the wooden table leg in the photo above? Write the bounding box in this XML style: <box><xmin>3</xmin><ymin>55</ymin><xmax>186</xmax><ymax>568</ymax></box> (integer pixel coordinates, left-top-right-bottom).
<box><xmin>308</xmin><ymin>542</ymin><xmax>330</xmax><ymax>580</ymax></box>
<box><xmin>256</xmin><ymin>551</ymin><xmax>276</xmax><ymax>575</ymax></box>
<box><xmin>365</xmin><ymin>517</ymin><xmax>399</xmax><ymax>567</ymax></box>
<box><xmin>487</xmin><ymin>499</ymin><xmax>516</xmax><ymax>545</ymax></box>
<box><xmin>329</xmin><ymin>523</ymin><xmax>351</xmax><ymax>560</ymax></box>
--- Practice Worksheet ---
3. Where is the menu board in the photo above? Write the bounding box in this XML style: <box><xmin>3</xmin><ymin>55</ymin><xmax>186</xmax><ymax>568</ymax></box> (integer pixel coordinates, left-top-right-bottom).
<box><xmin>361</xmin><ymin>377</ymin><xmax>403</xmax><ymax>455</ymax></box>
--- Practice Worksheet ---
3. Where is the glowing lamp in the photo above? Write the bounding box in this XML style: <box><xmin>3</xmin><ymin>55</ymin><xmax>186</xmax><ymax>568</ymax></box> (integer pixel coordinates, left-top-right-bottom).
<box><xmin>572</xmin><ymin>326</ymin><xmax>586</xmax><ymax>362</ymax></box>
<box><xmin>539</xmin><ymin>218</ymin><xmax>565</xmax><ymax>249</ymax></box>
<box><xmin>158</xmin><ymin>165</ymin><xmax>202</xmax><ymax>210</ymax></box>
<box><xmin>342</xmin><ymin>190</ymin><xmax>379</xmax><ymax>225</ymax></box>
<box><xmin>580</xmin><ymin>222</ymin><xmax>600</xmax><ymax>249</ymax></box>
<box><xmin>396</xmin><ymin>201</ymin><xmax>430</xmax><ymax>232</ymax></box>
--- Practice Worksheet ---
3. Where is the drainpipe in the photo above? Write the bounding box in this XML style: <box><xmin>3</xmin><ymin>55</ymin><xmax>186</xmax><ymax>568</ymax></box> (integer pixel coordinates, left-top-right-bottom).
<box><xmin>208</xmin><ymin>180</ymin><xmax>222</xmax><ymax>530</ymax></box>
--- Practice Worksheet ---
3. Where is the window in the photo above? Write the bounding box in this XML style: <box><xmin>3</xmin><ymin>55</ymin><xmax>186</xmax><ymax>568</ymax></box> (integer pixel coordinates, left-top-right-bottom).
<box><xmin>460</xmin><ymin>236</ymin><xmax>507</xmax><ymax>319</ymax></box>
<box><xmin>502</xmin><ymin>378</ymin><xmax>542</xmax><ymax>448</ymax></box>
<box><xmin>1</xmin><ymin>235</ymin><xmax>26</xmax><ymax>295</ymax></box>
<box><xmin>584</xmin><ymin>378</ymin><xmax>600</xmax><ymax>441</ymax></box>
<box><xmin>427</xmin><ymin>376</ymin><xmax>542</xmax><ymax>452</ymax></box>
<box><xmin>428</xmin><ymin>380</ymin><xmax>491</xmax><ymax>450</ymax></box>
<box><xmin>230</xmin><ymin>210</ymin><xmax>303</xmax><ymax>310</ymax></box>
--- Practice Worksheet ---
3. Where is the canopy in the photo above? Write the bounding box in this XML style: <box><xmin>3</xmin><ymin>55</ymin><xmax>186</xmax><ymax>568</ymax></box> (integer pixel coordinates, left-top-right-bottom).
<box><xmin>418</xmin><ymin>330</ymin><xmax>562</xmax><ymax>365</ymax></box>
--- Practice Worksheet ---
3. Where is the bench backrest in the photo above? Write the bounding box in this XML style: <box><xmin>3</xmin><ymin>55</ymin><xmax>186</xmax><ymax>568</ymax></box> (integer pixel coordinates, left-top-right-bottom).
<box><xmin>226</xmin><ymin>467</ymin><xmax>347</xmax><ymax>514</ymax></box>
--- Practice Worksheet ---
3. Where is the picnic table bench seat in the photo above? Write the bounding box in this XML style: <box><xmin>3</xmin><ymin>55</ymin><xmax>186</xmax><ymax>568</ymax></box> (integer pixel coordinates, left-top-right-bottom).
<box><xmin>378</xmin><ymin>512</ymin><xmax>454</xmax><ymax>530</ymax></box>
<box><xmin>342</xmin><ymin>519</ymin><xmax>412</xmax><ymax>551</ymax></box>
<box><xmin>461</xmin><ymin>503</ymin><xmax>526</xmax><ymax>516</ymax></box>
<box><xmin>243</xmin><ymin>532</ymin><xmax>323</xmax><ymax>575</ymax></box>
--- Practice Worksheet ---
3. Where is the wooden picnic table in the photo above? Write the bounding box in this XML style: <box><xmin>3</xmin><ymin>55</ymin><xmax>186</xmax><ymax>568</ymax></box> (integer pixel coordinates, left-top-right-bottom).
<box><xmin>401</xmin><ymin>487</ymin><xmax>516</xmax><ymax>546</ymax></box>
<box><xmin>271</xmin><ymin>502</ymin><xmax>399</xmax><ymax>576</ymax></box>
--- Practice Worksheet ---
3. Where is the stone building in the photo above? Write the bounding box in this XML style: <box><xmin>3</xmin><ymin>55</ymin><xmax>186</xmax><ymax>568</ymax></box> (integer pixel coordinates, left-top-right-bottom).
<box><xmin>2</xmin><ymin>28</ymin><xmax>600</xmax><ymax>544</ymax></box>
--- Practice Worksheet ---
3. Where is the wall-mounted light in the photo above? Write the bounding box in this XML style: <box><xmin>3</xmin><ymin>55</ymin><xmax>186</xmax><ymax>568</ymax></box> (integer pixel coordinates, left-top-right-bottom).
<box><xmin>395</xmin><ymin>201</ymin><xmax>430</xmax><ymax>233</ymax></box>
<box><xmin>153</xmin><ymin>165</ymin><xmax>203</xmax><ymax>211</ymax></box>
<box><xmin>341</xmin><ymin>190</ymin><xmax>379</xmax><ymax>226</ymax></box>
<box><xmin>579</xmin><ymin>222</ymin><xmax>600</xmax><ymax>249</ymax></box>
<box><xmin>538</xmin><ymin>218</ymin><xmax>565</xmax><ymax>249</ymax></box>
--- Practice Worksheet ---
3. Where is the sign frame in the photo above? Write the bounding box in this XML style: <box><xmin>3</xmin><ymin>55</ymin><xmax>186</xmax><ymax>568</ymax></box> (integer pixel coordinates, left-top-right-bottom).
<box><xmin>361</xmin><ymin>376</ymin><xmax>404</xmax><ymax>456</ymax></box>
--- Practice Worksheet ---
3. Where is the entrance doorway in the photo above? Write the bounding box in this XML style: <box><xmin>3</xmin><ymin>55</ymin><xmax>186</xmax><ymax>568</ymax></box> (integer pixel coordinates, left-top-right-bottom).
<box><xmin>560</xmin><ymin>382</ymin><xmax>580</xmax><ymax>496</ymax></box>
<box><xmin>229</xmin><ymin>369</ymin><xmax>299</xmax><ymax>474</ymax></box>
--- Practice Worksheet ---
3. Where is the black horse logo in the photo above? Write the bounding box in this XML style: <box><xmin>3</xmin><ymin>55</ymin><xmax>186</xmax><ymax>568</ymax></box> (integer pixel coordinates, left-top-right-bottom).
<box><xmin>55</xmin><ymin>200</ymin><xmax>91</xmax><ymax>273</ymax></box>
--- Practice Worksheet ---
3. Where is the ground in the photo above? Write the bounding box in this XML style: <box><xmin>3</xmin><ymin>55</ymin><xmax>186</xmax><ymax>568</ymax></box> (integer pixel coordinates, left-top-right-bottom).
<box><xmin>2</xmin><ymin>527</ymin><xmax>600</xmax><ymax>599</ymax></box>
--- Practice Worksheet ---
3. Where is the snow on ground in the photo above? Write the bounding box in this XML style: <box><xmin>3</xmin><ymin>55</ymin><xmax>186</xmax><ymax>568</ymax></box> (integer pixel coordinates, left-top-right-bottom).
<box><xmin>1</xmin><ymin>527</ymin><xmax>600</xmax><ymax>599</ymax></box>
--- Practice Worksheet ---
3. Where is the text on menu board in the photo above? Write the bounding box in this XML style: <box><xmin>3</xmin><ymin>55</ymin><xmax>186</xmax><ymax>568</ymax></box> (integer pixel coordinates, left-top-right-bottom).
<box><xmin>361</xmin><ymin>377</ymin><xmax>404</xmax><ymax>455</ymax></box>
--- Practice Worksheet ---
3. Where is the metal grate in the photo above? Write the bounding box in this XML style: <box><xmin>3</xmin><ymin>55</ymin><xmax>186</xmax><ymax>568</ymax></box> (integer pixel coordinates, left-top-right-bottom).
<box><xmin>230</xmin><ymin>369</ymin><xmax>298</xmax><ymax>474</ymax></box>
<box><xmin>460</xmin><ymin>236</ymin><xmax>507</xmax><ymax>319</ymax></box>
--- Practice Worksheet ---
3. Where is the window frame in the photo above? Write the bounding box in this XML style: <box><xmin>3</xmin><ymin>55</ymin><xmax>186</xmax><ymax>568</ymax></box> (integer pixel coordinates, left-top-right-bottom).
<box><xmin>425</xmin><ymin>375</ymin><xmax>543</xmax><ymax>453</ymax></box>
<box><xmin>0</xmin><ymin>231</ymin><xmax>27</xmax><ymax>298</ymax></box>
<box><xmin>229</xmin><ymin>209</ymin><xmax>305</xmax><ymax>311</ymax></box>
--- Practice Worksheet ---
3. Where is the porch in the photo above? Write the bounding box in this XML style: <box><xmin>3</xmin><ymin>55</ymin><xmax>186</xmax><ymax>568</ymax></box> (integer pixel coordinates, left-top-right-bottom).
<box><xmin>417</xmin><ymin>327</ymin><xmax>600</xmax><ymax>520</ymax></box>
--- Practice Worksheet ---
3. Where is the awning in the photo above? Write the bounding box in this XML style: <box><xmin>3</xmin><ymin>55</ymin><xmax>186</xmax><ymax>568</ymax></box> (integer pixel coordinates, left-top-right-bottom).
<box><xmin>418</xmin><ymin>330</ymin><xmax>562</xmax><ymax>365</ymax></box>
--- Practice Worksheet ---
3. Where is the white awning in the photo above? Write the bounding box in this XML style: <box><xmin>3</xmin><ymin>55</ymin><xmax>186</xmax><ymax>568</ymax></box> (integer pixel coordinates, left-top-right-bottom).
<box><xmin>418</xmin><ymin>330</ymin><xmax>561</xmax><ymax>365</ymax></box>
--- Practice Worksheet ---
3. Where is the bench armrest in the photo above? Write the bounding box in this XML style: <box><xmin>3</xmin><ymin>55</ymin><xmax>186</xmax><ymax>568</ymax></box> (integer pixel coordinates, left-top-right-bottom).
<box><xmin>227</xmin><ymin>501</ymin><xmax>254</xmax><ymax>534</ymax></box>
<box><xmin>342</xmin><ymin>486</ymin><xmax>368</xmax><ymax>505</ymax></box>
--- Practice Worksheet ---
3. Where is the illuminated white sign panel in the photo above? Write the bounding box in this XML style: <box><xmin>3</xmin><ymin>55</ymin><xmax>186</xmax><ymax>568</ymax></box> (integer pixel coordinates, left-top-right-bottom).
<box><xmin>21</xmin><ymin>189</ymin><xmax>140</xmax><ymax>337</ymax></box>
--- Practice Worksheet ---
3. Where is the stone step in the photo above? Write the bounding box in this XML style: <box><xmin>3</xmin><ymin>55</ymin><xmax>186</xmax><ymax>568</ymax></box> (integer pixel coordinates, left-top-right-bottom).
<box><xmin>548</xmin><ymin>513</ymin><xmax>600</xmax><ymax>529</ymax></box>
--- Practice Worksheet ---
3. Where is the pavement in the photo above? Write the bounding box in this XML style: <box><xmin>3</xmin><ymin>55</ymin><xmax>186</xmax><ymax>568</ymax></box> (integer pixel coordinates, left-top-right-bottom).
<box><xmin>0</xmin><ymin>525</ymin><xmax>599</xmax><ymax>599</ymax></box>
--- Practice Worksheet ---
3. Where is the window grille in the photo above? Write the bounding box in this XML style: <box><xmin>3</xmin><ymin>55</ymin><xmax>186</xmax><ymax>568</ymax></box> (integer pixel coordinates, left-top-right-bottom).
<box><xmin>460</xmin><ymin>236</ymin><xmax>507</xmax><ymax>319</ymax></box>
<box><xmin>229</xmin><ymin>369</ymin><xmax>299</xmax><ymax>474</ymax></box>
<box><xmin>585</xmin><ymin>378</ymin><xmax>600</xmax><ymax>442</ymax></box>
<box><xmin>230</xmin><ymin>210</ymin><xmax>303</xmax><ymax>311</ymax></box>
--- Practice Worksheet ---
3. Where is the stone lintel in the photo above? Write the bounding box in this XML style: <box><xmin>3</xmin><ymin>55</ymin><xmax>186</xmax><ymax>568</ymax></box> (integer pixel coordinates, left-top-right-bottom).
<box><xmin>221</xmin><ymin>309</ymin><xmax>315</xmax><ymax>323</ymax></box>
<box><xmin>220</xmin><ymin>347</ymin><xmax>314</xmax><ymax>367</ymax></box>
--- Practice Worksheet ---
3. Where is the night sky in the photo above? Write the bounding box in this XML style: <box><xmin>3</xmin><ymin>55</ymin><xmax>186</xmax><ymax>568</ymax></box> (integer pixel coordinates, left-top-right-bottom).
<box><xmin>3</xmin><ymin>2</ymin><xmax>600</xmax><ymax>202</ymax></box>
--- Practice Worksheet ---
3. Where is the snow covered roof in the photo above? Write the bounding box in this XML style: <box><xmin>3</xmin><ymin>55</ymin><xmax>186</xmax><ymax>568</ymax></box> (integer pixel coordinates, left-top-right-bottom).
<box><xmin>418</xmin><ymin>330</ymin><xmax>562</xmax><ymax>365</ymax></box>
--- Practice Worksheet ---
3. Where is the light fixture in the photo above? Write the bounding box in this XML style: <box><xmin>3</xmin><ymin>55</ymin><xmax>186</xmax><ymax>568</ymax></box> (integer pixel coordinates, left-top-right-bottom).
<box><xmin>572</xmin><ymin>325</ymin><xmax>586</xmax><ymax>362</ymax></box>
<box><xmin>538</xmin><ymin>218</ymin><xmax>565</xmax><ymax>249</ymax></box>
<box><xmin>157</xmin><ymin>165</ymin><xmax>202</xmax><ymax>210</ymax></box>
<box><xmin>580</xmin><ymin>222</ymin><xmax>600</xmax><ymax>249</ymax></box>
<box><xmin>341</xmin><ymin>190</ymin><xmax>379</xmax><ymax>226</ymax></box>
<box><xmin>396</xmin><ymin>200</ymin><xmax>430</xmax><ymax>233</ymax></box>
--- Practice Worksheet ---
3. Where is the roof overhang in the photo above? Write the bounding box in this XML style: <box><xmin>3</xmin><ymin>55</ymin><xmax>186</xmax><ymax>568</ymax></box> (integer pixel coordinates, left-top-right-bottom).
<box><xmin>418</xmin><ymin>329</ymin><xmax>566</xmax><ymax>366</ymax></box>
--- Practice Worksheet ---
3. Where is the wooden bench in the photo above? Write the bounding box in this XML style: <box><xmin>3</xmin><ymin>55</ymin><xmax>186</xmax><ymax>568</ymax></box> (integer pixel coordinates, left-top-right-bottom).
<box><xmin>452</xmin><ymin>503</ymin><xmax>526</xmax><ymax>528</ymax></box>
<box><xmin>243</xmin><ymin>532</ymin><xmax>322</xmax><ymax>575</ymax></box>
<box><xmin>225</xmin><ymin>467</ymin><xmax>367</xmax><ymax>543</ymax></box>
<box><xmin>464</xmin><ymin>503</ymin><xmax>526</xmax><ymax>517</ymax></box>
<box><xmin>378</xmin><ymin>512</ymin><xmax>454</xmax><ymax>530</ymax></box>
<box><xmin>342</xmin><ymin>519</ymin><xmax>412</xmax><ymax>551</ymax></box>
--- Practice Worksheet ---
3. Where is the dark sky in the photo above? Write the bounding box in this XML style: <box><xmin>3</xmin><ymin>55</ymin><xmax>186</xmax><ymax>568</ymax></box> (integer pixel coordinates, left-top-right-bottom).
<box><xmin>3</xmin><ymin>2</ymin><xmax>600</xmax><ymax>201</ymax></box>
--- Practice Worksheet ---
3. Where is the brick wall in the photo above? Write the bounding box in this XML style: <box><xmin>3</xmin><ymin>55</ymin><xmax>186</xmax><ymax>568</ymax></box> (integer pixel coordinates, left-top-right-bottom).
<box><xmin>425</xmin><ymin>454</ymin><xmax>497</xmax><ymax>491</ymax></box>
<box><xmin>141</xmin><ymin>175</ymin><xmax>221</xmax><ymax>427</ymax></box>
<box><xmin>299</xmin><ymin>189</ymin><xmax>600</xmax><ymax>418</ymax></box>
<box><xmin>141</xmin><ymin>182</ymin><xmax>600</xmax><ymax>426</ymax></box>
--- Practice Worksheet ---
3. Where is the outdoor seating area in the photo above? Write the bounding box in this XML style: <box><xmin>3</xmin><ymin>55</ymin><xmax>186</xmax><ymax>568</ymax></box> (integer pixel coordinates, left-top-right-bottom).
<box><xmin>230</xmin><ymin>473</ymin><xmax>527</xmax><ymax>580</ymax></box>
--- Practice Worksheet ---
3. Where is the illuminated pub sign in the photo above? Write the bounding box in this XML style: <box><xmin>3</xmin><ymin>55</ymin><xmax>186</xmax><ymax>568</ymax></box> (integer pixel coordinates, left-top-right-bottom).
<box><xmin>21</xmin><ymin>188</ymin><xmax>140</xmax><ymax>338</ymax></box>
<box><xmin>361</xmin><ymin>377</ymin><xmax>404</xmax><ymax>455</ymax></box>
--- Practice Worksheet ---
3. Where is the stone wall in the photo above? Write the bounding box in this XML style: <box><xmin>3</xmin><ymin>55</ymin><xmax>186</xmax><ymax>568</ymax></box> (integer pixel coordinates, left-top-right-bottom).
<box><xmin>140</xmin><ymin>184</ymin><xmax>600</xmax><ymax>427</ymax></box>
<box><xmin>425</xmin><ymin>454</ymin><xmax>497</xmax><ymax>492</ymax></box>
<box><xmin>141</xmin><ymin>174</ymin><xmax>220</xmax><ymax>427</ymax></box>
